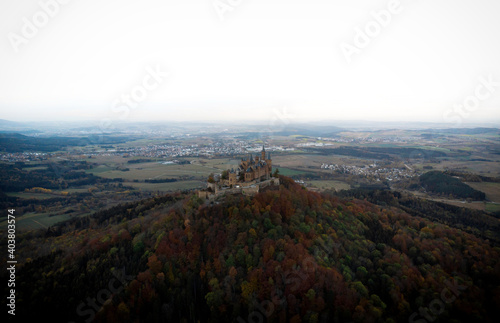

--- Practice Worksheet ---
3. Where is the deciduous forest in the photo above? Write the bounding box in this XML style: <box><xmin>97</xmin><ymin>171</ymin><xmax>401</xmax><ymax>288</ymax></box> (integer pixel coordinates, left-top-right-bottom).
<box><xmin>3</xmin><ymin>176</ymin><xmax>500</xmax><ymax>323</ymax></box>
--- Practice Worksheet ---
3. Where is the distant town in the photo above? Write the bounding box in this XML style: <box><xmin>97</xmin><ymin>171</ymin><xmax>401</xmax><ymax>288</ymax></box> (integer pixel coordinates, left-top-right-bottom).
<box><xmin>320</xmin><ymin>162</ymin><xmax>416</xmax><ymax>182</ymax></box>
<box><xmin>0</xmin><ymin>137</ymin><xmax>296</xmax><ymax>163</ymax></box>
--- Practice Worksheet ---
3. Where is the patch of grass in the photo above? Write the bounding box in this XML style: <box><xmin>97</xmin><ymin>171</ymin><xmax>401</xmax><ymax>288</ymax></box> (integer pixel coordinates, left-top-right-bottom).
<box><xmin>22</xmin><ymin>166</ymin><xmax>48</xmax><ymax>171</ymax></box>
<box><xmin>275</xmin><ymin>167</ymin><xmax>308</xmax><ymax>176</ymax></box>
<box><xmin>466</xmin><ymin>182</ymin><xmax>500</xmax><ymax>202</ymax></box>
<box><xmin>88</xmin><ymin>163</ymin><xmax>203</xmax><ymax>180</ymax></box>
<box><xmin>309</xmin><ymin>180</ymin><xmax>351</xmax><ymax>191</ymax></box>
<box><xmin>485</xmin><ymin>203</ymin><xmax>500</xmax><ymax>214</ymax></box>
<box><xmin>0</xmin><ymin>212</ymin><xmax>71</xmax><ymax>231</ymax></box>
<box><xmin>6</xmin><ymin>192</ymin><xmax>55</xmax><ymax>200</ymax></box>
<box><xmin>86</xmin><ymin>165</ymin><xmax>114</xmax><ymax>174</ymax></box>
<box><xmin>57</xmin><ymin>187</ymin><xmax>91</xmax><ymax>193</ymax></box>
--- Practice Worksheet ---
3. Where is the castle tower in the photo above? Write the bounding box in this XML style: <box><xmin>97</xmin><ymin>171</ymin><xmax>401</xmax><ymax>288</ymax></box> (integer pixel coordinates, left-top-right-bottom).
<box><xmin>267</xmin><ymin>152</ymin><xmax>272</xmax><ymax>175</ymax></box>
<box><xmin>228</xmin><ymin>169</ymin><xmax>237</xmax><ymax>186</ymax></box>
<box><xmin>261</xmin><ymin>145</ymin><xmax>266</xmax><ymax>161</ymax></box>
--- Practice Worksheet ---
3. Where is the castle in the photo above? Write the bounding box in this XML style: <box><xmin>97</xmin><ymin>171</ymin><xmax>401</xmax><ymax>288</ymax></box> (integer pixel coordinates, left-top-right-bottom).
<box><xmin>198</xmin><ymin>146</ymin><xmax>279</xmax><ymax>200</ymax></box>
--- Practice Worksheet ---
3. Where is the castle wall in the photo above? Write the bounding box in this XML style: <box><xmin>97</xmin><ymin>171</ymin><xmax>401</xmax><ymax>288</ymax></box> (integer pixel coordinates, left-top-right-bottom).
<box><xmin>197</xmin><ymin>177</ymin><xmax>279</xmax><ymax>200</ymax></box>
<box><xmin>242</xmin><ymin>186</ymin><xmax>259</xmax><ymax>195</ymax></box>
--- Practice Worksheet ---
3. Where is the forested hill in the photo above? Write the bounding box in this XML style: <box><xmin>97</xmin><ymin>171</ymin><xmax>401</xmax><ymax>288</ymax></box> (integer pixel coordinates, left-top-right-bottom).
<box><xmin>4</xmin><ymin>176</ymin><xmax>500</xmax><ymax>322</ymax></box>
<box><xmin>417</xmin><ymin>171</ymin><xmax>486</xmax><ymax>200</ymax></box>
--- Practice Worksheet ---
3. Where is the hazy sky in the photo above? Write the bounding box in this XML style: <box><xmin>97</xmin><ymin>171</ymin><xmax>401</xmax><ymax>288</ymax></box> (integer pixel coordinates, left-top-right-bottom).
<box><xmin>1</xmin><ymin>0</ymin><xmax>499</xmax><ymax>125</ymax></box>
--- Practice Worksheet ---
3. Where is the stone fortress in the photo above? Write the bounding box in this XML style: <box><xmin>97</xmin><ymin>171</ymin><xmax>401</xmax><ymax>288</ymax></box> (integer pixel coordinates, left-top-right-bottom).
<box><xmin>198</xmin><ymin>146</ymin><xmax>279</xmax><ymax>200</ymax></box>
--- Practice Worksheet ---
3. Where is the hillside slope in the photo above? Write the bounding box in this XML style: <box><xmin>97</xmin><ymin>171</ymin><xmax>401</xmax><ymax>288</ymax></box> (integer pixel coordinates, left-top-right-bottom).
<box><xmin>417</xmin><ymin>171</ymin><xmax>486</xmax><ymax>200</ymax></box>
<box><xmin>4</xmin><ymin>177</ymin><xmax>500</xmax><ymax>322</ymax></box>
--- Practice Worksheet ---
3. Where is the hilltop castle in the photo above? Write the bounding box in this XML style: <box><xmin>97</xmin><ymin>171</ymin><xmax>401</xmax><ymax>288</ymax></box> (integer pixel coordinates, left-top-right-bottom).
<box><xmin>237</xmin><ymin>145</ymin><xmax>273</xmax><ymax>182</ymax></box>
<box><xmin>198</xmin><ymin>146</ymin><xmax>279</xmax><ymax>200</ymax></box>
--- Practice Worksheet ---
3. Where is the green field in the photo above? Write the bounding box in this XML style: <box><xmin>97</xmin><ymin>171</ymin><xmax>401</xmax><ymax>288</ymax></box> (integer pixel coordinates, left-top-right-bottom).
<box><xmin>0</xmin><ymin>211</ymin><xmax>76</xmax><ymax>231</ymax></box>
<box><xmin>83</xmin><ymin>157</ymin><xmax>242</xmax><ymax>181</ymax></box>
<box><xmin>6</xmin><ymin>192</ymin><xmax>56</xmax><ymax>200</ymax></box>
<box><xmin>485</xmin><ymin>203</ymin><xmax>500</xmax><ymax>214</ymax></box>
<box><xmin>275</xmin><ymin>167</ymin><xmax>310</xmax><ymax>177</ymax></box>
<box><xmin>308</xmin><ymin>180</ymin><xmax>351</xmax><ymax>191</ymax></box>
<box><xmin>466</xmin><ymin>182</ymin><xmax>500</xmax><ymax>202</ymax></box>
<box><xmin>59</xmin><ymin>187</ymin><xmax>91</xmax><ymax>193</ymax></box>
<box><xmin>88</xmin><ymin>165</ymin><xmax>115</xmax><ymax>174</ymax></box>
<box><xmin>22</xmin><ymin>166</ymin><xmax>49</xmax><ymax>171</ymax></box>
<box><xmin>126</xmin><ymin>180</ymin><xmax>203</xmax><ymax>192</ymax></box>
<box><xmin>88</xmin><ymin>162</ymin><xmax>204</xmax><ymax>180</ymax></box>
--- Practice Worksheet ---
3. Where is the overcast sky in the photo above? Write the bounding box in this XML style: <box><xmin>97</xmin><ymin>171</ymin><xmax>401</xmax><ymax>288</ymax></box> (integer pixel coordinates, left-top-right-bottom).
<box><xmin>1</xmin><ymin>0</ymin><xmax>499</xmax><ymax>125</ymax></box>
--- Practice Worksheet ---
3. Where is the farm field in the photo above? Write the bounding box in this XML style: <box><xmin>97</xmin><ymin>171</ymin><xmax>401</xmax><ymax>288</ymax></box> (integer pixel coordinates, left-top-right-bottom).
<box><xmin>85</xmin><ymin>158</ymin><xmax>236</xmax><ymax>182</ymax></box>
<box><xmin>430</xmin><ymin>199</ymin><xmax>488</xmax><ymax>211</ymax></box>
<box><xmin>126</xmin><ymin>180</ymin><xmax>203</xmax><ymax>192</ymax></box>
<box><xmin>307</xmin><ymin>180</ymin><xmax>351</xmax><ymax>191</ymax></box>
<box><xmin>401</xmin><ymin>189</ymin><xmax>493</xmax><ymax>212</ymax></box>
<box><xmin>485</xmin><ymin>203</ymin><xmax>500</xmax><ymax>214</ymax></box>
<box><xmin>0</xmin><ymin>211</ymin><xmax>80</xmax><ymax>231</ymax></box>
<box><xmin>274</xmin><ymin>167</ymin><xmax>310</xmax><ymax>177</ymax></box>
<box><xmin>466</xmin><ymin>182</ymin><xmax>500</xmax><ymax>202</ymax></box>
<box><xmin>0</xmin><ymin>189</ymin><xmax>149</xmax><ymax>231</ymax></box>
<box><xmin>89</xmin><ymin>163</ymin><xmax>208</xmax><ymax>180</ymax></box>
